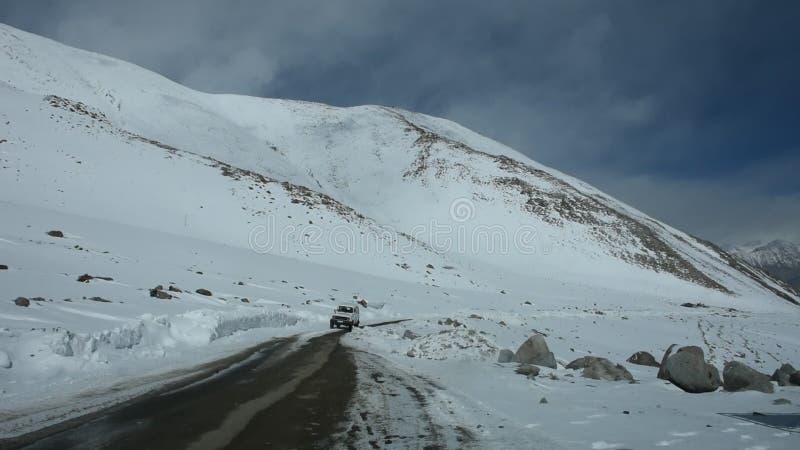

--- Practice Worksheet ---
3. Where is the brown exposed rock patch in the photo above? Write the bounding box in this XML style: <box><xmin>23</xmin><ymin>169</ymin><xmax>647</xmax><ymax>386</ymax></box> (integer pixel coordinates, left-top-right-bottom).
<box><xmin>388</xmin><ymin>108</ymin><xmax>731</xmax><ymax>293</ymax></box>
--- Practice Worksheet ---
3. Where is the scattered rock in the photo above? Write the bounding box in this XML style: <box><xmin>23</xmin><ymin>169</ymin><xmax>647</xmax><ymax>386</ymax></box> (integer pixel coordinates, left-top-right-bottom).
<box><xmin>167</xmin><ymin>285</ymin><xmax>182</xmax><ymax>293</ymax></box>
<box><xmin>88</xmin><ymin>296</ymin><xmax>112</xmax><ymax>303</ymax></box>
<box><xmin>723</xmin><ymin>361</ymin><xmax>774</xmax><ymax>393</ymax></box>
<box><xmin>237</xmin><ymin>281</ymin><xmax>245</xmax><ymax>285</ymax></box>
<box><xmin>790</xmin><ymin>372</ymin><xmax>800</xmax><ymax>386</ymax></box>
<box><xmin>241</xmin><ymin>298</ymin><xmax>250</xmax><ymax>303</ymax></box>
<box><xmin>539</xmin><ymin>397</ymin><xmax>548</xmax><ymax>404</ymax></box>
<box><xmin>770</xmin><ymin>363</ymin><xmax>799</xmax><ymax>386</ymax></box>
<box><xmin>468</xmin><ymin>314</ymin><xmax>483</xmax><ymax>319</ymax></box>
<box><xmin>426</xmin><ymin>264</ymin><xmax>435</xmax><ymax>269</ymax></box>
<box><xmin>622</xmin><ymin>410</ymin><xmax>630</xmax><ymax>415</ymax></box>
<box><xmin>46</xmin><ymin>230</ymin><xmax>64</xmax><ymax>238</ymax></box>
<box><xmin>497</xmin><ymin>349</ymin><xmax>514</xmax><ymax>363</ymax></box>
<box><xmin>439</xmin><ymin>318</ymin><xmax>463</xmax><ymax>327</ymax></box>
<box><xmin>513</xmin><ymin>334</ymin><xmax>557</xmax><ymax>368</ymax></box>
<box><xmin>76</xmin><ymin>274</ymin><xmax>113</xmax><ymax>283</ymax></box>
<box><xmin>30</xmin><ymin>297</ymin><xmax>46</xmax><ymax>302</ymax></box>
<box><xmin>356</xmin><ymin>298</ymin><xmax>368</xmax><ymax>308</ymax></box>
<box><xmin>680</xmin><ymin>302</ymin><xmax>707</xmax><ymax>308</ymax></box>
<box><xmin>195</xmin><ymin>288</ymin><xmax>212</xmax><ymax>296</ymax></box>
<box><xmin>14</xmin><ymin>297</ymin><xmax>29</xmax><ymax>307</ymax></box>
<box><xmin>0</xmin><ymin>264</ymin><xmax>8</xmax><ymax>270</ymax></box>
<box><xmin>149</xmin><ymin>286</ymin><xmax>173</xmax><ymax>300</ymax></box>
<box><xmin>661</xmin><ymin>346</ymin><xmax>721</xmax><ymax>393</ymax></box>
<box><xmin>627</xmin><ymin>351</ymin><xmax>660</xmax><ymax>367</ymax></box>
<box><xmin>566</xmin><ymin>356</ymin><xmax>634</xmax><ymax>381</ymax></box>
<box><xmin>773</xmin><ymin>398</ymin><xmax>791</xmax><ymax>405</ymax></box>
<box><xmin>402</xmin><ymin>330</ymin><xmax>419</xmax><ymax>340</ymax></box>
<box><xmin>515</xmin><ymin>364</ymin><xmax>540</xmax><ymax>378</ymax></box>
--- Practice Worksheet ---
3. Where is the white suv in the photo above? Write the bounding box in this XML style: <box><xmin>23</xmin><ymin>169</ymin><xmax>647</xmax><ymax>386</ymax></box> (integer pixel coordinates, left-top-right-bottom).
<box><xmin>330</xmin><ymin>304</ymin><xmax>360</xmax><ymax>331</ymax></box>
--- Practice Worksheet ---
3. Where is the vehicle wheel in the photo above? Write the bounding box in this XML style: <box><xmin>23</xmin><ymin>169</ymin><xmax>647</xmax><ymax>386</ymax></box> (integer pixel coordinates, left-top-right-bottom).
<box><xmin>329</xmin><ymin>321</ymin><xmax>334</xmax><ymax>329</ymax></box>
<box><xmin>348</xmin><ymin>325</ymin><xmax>353</xmax><ymax>332</ymax></box>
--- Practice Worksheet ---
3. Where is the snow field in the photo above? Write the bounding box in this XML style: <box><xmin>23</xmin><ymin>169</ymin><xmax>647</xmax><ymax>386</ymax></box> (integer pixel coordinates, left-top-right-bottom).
<box><xmin>344</xmin><ymin>311</ymin><xmax>800</xmax><ymax>449</ymax></box>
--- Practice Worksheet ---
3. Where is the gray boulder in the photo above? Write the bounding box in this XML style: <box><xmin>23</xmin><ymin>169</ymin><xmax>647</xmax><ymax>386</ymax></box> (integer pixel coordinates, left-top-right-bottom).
<box><xmin>515</xmin><ymin>364</ymin><xmax>540</xmax><ymax>378</ymax></box>
<box><xmin>402</xmin><ymin>329</ymin><xmax>419</xmax><ymax>340</ymax></box>
<box><xmin>513</xmin><ymin>334</ymin><xmax>557</xmax><ymax>369</ymax></box>
<box><xmin>657</xmin><ymin>344</ymin><xmax>678</xmax><ymax>380</ymax></box>
<box><xmin>497</xmin><ymin>348</ymin><xmax>514</xmax><ymax>363</ymax></box>
<box><xmin>0</xmin><ymin>350</ymin><xmax>11</xmax><ymax>369</ymax></box>
<box><xmin>627</xmin><ymin>351</ymin><xmax>660</xmax><ymax>367</ymax></box>
<box><xmin>723</xmin><ymin>361</ymin><xmax>774</xmax><ymax>393</ymax></box>
<box><xmin>770</xmin><ymin>363</ymin><xmax>799</xmax><ymax>386</ymax></box>
<box><xmin>565</xmin><ymin>356</ymin><xmax>592</xmax><ymax>370</ymax></box>
<box><xmin>149</xmin><ymin>286</ymin><xmax>173</xmax><ymax>299</ymax></box>
<box><xmin>661</xmin><ymin>346</ymin><xmax>721</xmax><ymax>393</ymax></box>
<box><xmin>566</xmin><ymin>356</ymin><xmax>633</xmax><ymax>382</ymax></box>
<box><xmin>773</xmin><ymin>398</ymin><xmax>791</xmax><ymax>405</ymax></box>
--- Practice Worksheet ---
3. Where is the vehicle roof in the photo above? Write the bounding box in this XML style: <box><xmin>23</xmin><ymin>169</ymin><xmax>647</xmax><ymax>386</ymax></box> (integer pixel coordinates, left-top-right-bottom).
<box><xmin>336</xmin><ymin>303</ymin><xmax>358</xmax><ymax>307</ymax></box>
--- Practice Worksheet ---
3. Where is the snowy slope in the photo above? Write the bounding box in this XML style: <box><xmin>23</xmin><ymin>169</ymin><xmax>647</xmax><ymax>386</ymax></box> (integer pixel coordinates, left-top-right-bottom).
<box><xmin>0</xmin><ymin>23</ymin><xmax>795</xmax><ymax>304</ymax></box>
<box><xmin>1</xmin><ymin>23</ymin><xmax>800</xmax><ymax>446</ymax></box>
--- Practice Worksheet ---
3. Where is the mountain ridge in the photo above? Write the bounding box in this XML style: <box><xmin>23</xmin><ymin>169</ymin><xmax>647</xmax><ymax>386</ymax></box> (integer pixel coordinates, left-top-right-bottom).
<box><xmin>0</xmin><ymin>22</ymin><xmax>797</xmax><ymax>305</ymax></box>
<box><xmin>730</xmin><ymin>239</ymin><xmax>800</xmax><ymax>291</ymax></box>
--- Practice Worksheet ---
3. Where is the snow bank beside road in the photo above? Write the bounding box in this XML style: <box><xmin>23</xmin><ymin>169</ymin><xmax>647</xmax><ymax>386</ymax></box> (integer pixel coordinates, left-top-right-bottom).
<box><xmin>48</xmin><ymin>307</ymin><xmax>305</xmax><ymax>359</ymax></box>
<box><xmin>0</xmin><ymin>306</ymin><xmax>318</xmax><ymax>438</ymax></box>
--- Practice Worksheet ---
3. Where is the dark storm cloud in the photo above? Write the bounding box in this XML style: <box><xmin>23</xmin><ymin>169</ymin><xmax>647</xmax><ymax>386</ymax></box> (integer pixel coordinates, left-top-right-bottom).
<box><xmin>1</xmin><ymin>0</ymin><xmax>798</xmax><ymax>245</ymax></box>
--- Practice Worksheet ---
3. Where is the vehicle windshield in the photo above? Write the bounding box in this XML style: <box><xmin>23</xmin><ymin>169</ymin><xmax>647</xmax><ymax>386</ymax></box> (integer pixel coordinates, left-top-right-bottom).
<box><xmin>337</xmin><ymin>306</ymin><xmax>354</xmax><ymax>313</ymax></box>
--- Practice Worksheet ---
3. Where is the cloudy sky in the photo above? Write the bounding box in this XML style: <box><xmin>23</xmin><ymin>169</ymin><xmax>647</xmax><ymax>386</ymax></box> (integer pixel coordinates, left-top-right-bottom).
<box><xmin>2</xmin><ymin>0</ymin><xmax>798</xmax><ymax>246</ymax></box>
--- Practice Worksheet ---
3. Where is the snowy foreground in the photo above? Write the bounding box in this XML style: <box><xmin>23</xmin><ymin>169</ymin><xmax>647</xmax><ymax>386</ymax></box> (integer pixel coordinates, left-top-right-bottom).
<box><xmin>2</xmin><ymin>202</ymin><xmax>799</xmax><ymax>449</ymax></box>
<box><xmin>1</xmin><ymin>22</ymin><xmax>799</xmax><ymax>449</ymax></box>
<box><xmin>345</xmin><ymin>314</ymin><xmax>800</xmax><ymax>450</ymax></box>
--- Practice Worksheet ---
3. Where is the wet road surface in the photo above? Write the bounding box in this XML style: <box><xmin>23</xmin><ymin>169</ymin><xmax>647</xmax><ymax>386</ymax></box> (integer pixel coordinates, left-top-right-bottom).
<box><xmin>2</xmin><ymin>319</ymin><xmax>477</xmax><ymax>450</ymax></box>
<box><xmin>4</xmin><ymin>331</ymin><xmax>355</xmax><ymax>449</ymax></box>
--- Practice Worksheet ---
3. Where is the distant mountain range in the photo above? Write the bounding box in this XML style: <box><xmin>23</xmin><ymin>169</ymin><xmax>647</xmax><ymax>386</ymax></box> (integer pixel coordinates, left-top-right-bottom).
<box><xmin>730</xmin><ymin>240</ymin><xmax>800</xmax><ymax>290</ymax></box>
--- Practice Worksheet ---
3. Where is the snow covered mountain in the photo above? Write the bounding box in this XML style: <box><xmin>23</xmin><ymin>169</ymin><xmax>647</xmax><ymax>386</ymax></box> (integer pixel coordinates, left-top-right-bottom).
<box><xmin>731</xmin><ymin>240</ymin><xmax>800</xmax><ymax>290</ymax></box>
<box><xmin>0</xmin><ymin>23</ymin><xmax>795</xmax><ymax>305</ymax></box>
<box><xmin>2</xmin><ymin>23</ymin><xmax>800</xmax><ymax>447</ymax></box>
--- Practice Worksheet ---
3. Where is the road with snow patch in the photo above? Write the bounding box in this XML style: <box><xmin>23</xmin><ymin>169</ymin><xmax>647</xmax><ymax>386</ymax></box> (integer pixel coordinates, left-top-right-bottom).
<box><xmin>3</xmin><ymin>324</ymin><xmax>476</xmax><ymax>450</ymax></box>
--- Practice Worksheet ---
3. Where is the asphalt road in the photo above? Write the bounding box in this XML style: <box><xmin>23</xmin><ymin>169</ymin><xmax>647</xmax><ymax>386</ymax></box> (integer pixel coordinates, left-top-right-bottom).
<box><xmin>2</xmin><ymin>319</ymin><xmax>476</xmax><ymax>450</ymax></box>
<box><xmin>4</xmin><ymin>331</ymin><xmax>356</xmax><ymax>450</ymax></box>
